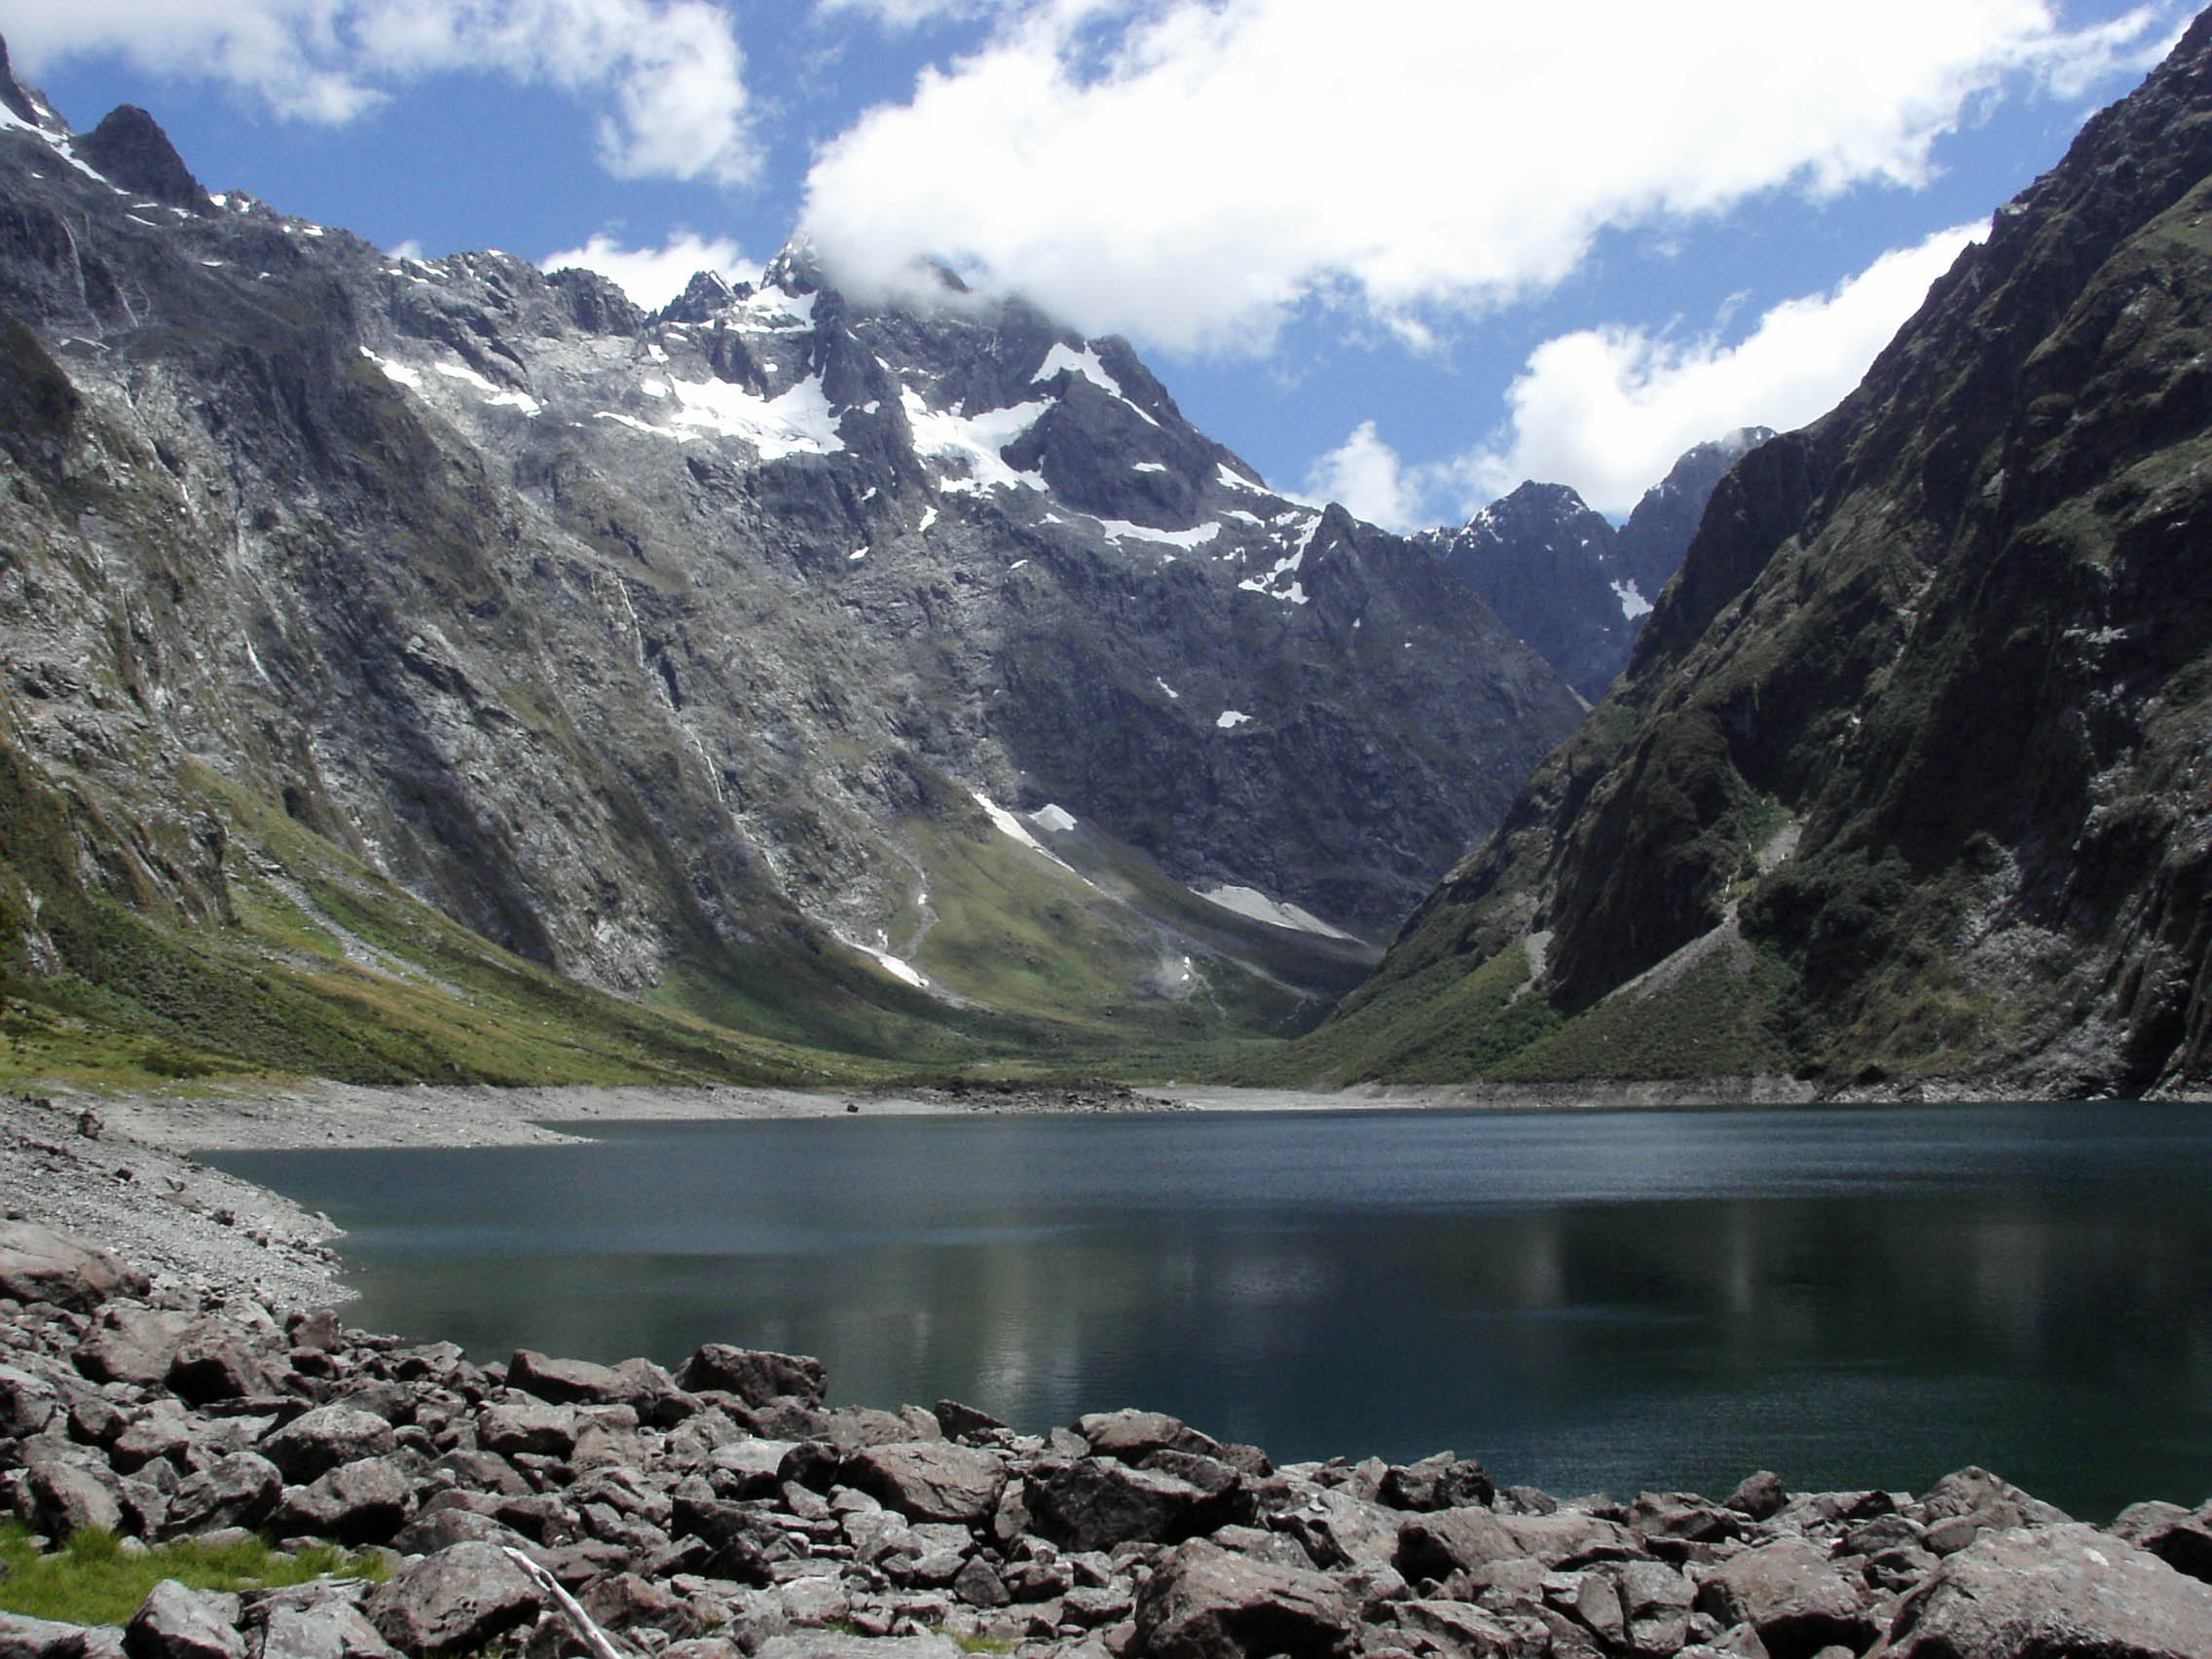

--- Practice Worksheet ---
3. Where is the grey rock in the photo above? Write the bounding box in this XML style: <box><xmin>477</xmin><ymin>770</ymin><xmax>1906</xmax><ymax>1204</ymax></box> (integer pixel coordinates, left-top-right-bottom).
<box><xmin>164</xmin><ymin>1453</ymin><xmax>282</xmax><ymax>1536</ymax></box>
<box><xmin>1376</xmin><ymin>1453</ymin><xmax>1493</xmax><ymax>1514</ymax></box>
<box><xmin>1028</xmin><ymin>1457</ymin><xmax>1233</xmax><ymax>1552</ymax></box>
<box><xmin>949</xmin><ymin>1558</ymin><xmax>1010</xmax><ymax>1610</ymax></box>
<box><xmin>1132</xmin><ymin>1538</ymin><xmax>1353</xmax><ymax>1659</ymax></box>
<box><xmin>754</xmin><ymin>1637</ymin><xmax>960</xmax><ymax>1659</ymax></box>
<box><xmin>505</xmin><ymin>1350</ymin><xmax>622</xmax><ymax>1407</ymax></box>
<box><xmin>253</xmin><ymin>1601</ymin><xmax>402</xmax><ymax>1659</ymax></box>
<box><xmin>26</xmin><ymin>1459</ymin><xmax>126</xmax><ymax>1539</ymax></box>
<box><xmin>365</xmin><ymin>1541</ymin><xmax>543</xmax><ymax>1657</ymax></box>
<box><xmin>1</xmin><ymin>1612</ymin><xmax>128</xmax><ymax>1659</ymax></box>
<box><xmin>1876</xmin><ymin>1523</ymin><xmax>2212</xmax><ymax>1659</ymax></box>
<box><xmin>1272</xmin><ymin>1490</ymin><xmax>1401</xmax><ymax>1571</ymax></box>
<box><xmin>475</xmin><ymin>1400</ymin><xmax>577</xmax><ymax>1459</ymax></box>
<box><xmin>2112</xmin><ymin>1499</ymin><xmax>2212</xmax><ymax>1584</ymax></box>
<box><xmin>123</xmin><ymin>1582</ymin><xmax>245</xmax><ymax>1659</ymax></box>
<box><xmin>260</xmin><ymin>1409</ymin><xmax>397</xmax><ymax>1484</ymax></box>
<box><xmin>578</xmin><ymin>1573</ymin><xmax>703</xmax><ymax>1641</ymax></box>
<box><xmin>1725</xmin><ymin>1472</ymin><xmax>1788</xmax><ymax>1523</ymax></box>
<box><xmin>387</xmin><ymin>1508</ymin><xmax>529</xmax><ymax>1557</ymax></box>
<box><xmin>1694</xmin><ymin>1537</ymin><xmax>1869</xmax><ymax>1659</ymax></box>
<box><xmin>1397</xmin><ymin>1506</ymin><xmax>1641</xmax><ymax>1577</ymax></box>
<box><xmin>1076</xmin><ymin>1410</ymin><xmax>1224</xmax><ymax>1464</ymax></box>
<box><xmin>166</xmin><ymin>1321</ymin><xmax>276</xmax><ymax>1406</ymax></box>
<box><xmin>0</xmin><ymin>1223</ymin><xmax>147</xmax><ymax>1313</ymax></box>
<box><xmin>676</xmin><ymin>1349</ymin><xmax>827</xmax><ymax>1411</ymax></box>
<box><xmin>74</xmin><ymin>1309</ymin><xmax>192</xmax><ymax>1388</ymax></box>
<box><xmin>273</xmin><ymin>1457</ymin><xmax>415</xmax><ymax>1545</ymax></box>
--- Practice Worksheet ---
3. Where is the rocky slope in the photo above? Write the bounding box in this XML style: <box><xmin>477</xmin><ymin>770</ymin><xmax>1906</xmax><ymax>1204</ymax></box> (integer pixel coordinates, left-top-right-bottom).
<box><xmin>0</xmin><ymin>62</ymin><xmax>1580</xmax><ymax>1081</ymax></box>
<box><xmin>5</xmin><ymin>1219</ymin><xmax>2212</xmax><ymax>1659</ymax></box>
<box><xmin>1419</xmin><ymin>435</ymin><xmax>1768</xmax><ymax>703</ymax></box>
<box><xmin>1296</xmin><ymin>14</ymin><xmax>2212</xmax><ymax>1095</ymax></box>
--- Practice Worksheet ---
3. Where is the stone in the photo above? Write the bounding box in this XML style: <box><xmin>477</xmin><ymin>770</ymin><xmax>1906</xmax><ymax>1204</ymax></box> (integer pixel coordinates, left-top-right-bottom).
<box><xmin>1694</xmin><ymin>1537</ymin><xmax>1869</xmax><ymax>1659</ymax></box>
<box><xmin>476</xmin><ymin>1400</ymin><xmax>577</xmax><ymax>1459</ymax></box>
<box><xmin>274</xmin><ymin>1457</ymin><xmax>415</xmax><ymax>1546</ymax></box>
<box><xmin>166</xmin><ymin>1321</ymin><xmax>276</xmax><ymax>1406</ymax></box>
<box><xmin>1725</xmin><ymin>1473</ymin><xmax>1788</xmax><ymax>1522</ymax></box>
<box><xmin>73</xmin><ymin>1309</ymin><xmax>192</xmax><ymax>1387</ymax></box>
<box><xmin>668</xmin><ymin>1493</ymin><xmax>796</xmax><ymax>1584</ymax></box>
<box><xmin>1397</xmin><ymin>1506</ymin><xmax>1641</xmax><ymax>1578</ymax></box>
<box><xmin>1377</xmin><ymin>1454</ymin><xmax>1494</xmax><ymax>1513</ymax></box>
<box><xmin>1075</xmin><ymin>1410</ymin><xmax>1224</xmax><ymax>1464</ymax></box>
<box><xmin>1912</xmin><ymin>1467</ymin><xmax>2069</xmax><ymax>1528</ymax></box>
<box><xmin>254</xmin><ymin>1600</ymin><xmax>402</xmax><ymax>1659</ymax></box>
<box><xmin>427</xmin><ymin>1450</ymin><xmax>532</xmax><ymax>1498</ymax></box>
<box><xmin>950</xmin><ymin>1558</ymin><xmax>1010</xmax><ymax>1610</ymax></box>
<box><xmin>1617</xmin><ymin>1560</ymin><xmax>1696</xmax><ymax>1656</ymax></box>
<box><xmin>841</xmin><ymin>1440</ymin><xmax>1006</xmax><ymax>1525</ymax></box>
<box><xmin>506</xmin><ymin>1350</ymin><xmax>623</xmax><ymax>1407</ymax></box>
<box><xmin>123</xmin><ymin>1582</ymin><xmax>245</xmax><ymax>1659</ymax></box>
<box><xmin>1272</xmin><ymin>1490</ymin><xmax>1400</xmax><ymax>1572</ymax></box>
<box><xmin>2112</xmin><ymin>1499</ymin><xmax>2212</xmax><ymax>1584</ymax></box>
<box><xmin>1132</xmin><ymin>1538</ymin><xmax>1353</xmax><ymax>1659</ymax></box>
<box><xmin>1029</xmin><ymin>1458</ymin><xmax>1234</xmax><ymax>1552</ymax></box>
<box><xmin>1877</xmin><ymin>1523</ymin><xmax>2212</xmax><ymax>1659</ymax></box>
<box><xmin>365</xmin><ymin>1541</ymin><xmax>543</xmax><ymax>1657</ymax></box>
<box><xmin>580</xmin><ymin>1573</ymin><xmax>703</xmax><ymax>1641</ymax></box>
<box><xmin>675</xmin><ymin>1348</ymin><xmax>827</xmax><ymax>1409</ymax></box>
<box><xmin>932</xmin><ymin>1400</ymin><xmax>1006</xmax><ymax>1442</ymax></box>
<box><xmin>1387</xmin><ymin>1598</ymin><xmax>1525</xmax><ymax>1657</ymax></box>
<box><xmin>27</xmin><ymin>1460</ymin><xmax>126</xmax><ymax>1539</ymax></box>
<box><xmin>388</xmin><ymin>1508</ymin><xmax>528</xmax><ymax>1557</ymax></box>
<box><xmin>164</xmin><ymin>1454</ymin><xmax>282</xmax><ymax>1536</ymax></box>
<box><xmin>110</xmin><ymin>1405</ymin><xmax>196</xmax><ymax>1475</ymax></box>
<box><xmin>778</xmin><ymin>1574</ymin><xmax>853</xmax><ymax>1626</ymax></box>
<box><xmin>0</xmin><ymin>1222</ymin><xmax>147</xmax><ymax>1312</ymax></box>
<box><xmin>260</xmin><ymin>1408</ymin><xmax>397</xmax><ymax>1484</ymax></box>
<box><xmin>2</xmin><ymin>1611</ymin><xmax>129</xmax><ymax>1659</ymax></box>
<box><xmin>754</xmin><ymin>1637</ymin><xmax>960</xmax><ymax>1659</ymax></box>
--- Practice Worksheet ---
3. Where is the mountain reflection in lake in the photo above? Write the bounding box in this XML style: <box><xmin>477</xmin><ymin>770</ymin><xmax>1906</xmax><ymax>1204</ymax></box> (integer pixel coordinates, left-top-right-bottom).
<box><xmin>211</xmin><ymin>1103</ymin><xmax>2212</xmax><ymax>1519</ymax></box>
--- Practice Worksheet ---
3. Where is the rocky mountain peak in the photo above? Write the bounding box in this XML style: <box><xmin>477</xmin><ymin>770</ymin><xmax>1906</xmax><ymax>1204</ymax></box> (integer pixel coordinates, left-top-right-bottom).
<box><xmin>0</xmin><ymin>35</ymin><xmax>62</xmax><ymax>135</ymax></box>
<box><xmin>76</xmin><ymin>104</ymin><xmax>213</xmax><ymax>214</ymax></box>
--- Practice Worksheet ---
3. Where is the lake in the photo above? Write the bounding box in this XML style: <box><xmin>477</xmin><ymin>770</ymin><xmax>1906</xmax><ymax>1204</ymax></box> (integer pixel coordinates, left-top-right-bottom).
<box><xmin>209</xmin><ymin>1101</ymin><xmax>2212</xmax><ymax>1520</ymax></box>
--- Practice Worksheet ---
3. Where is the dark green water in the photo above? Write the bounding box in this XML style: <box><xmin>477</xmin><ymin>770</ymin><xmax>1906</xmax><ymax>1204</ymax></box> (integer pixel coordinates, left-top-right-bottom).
<box><xmin>210</xmin><ymin>1103</ymin><xmax>2212</xmax><ymax>1519</ymax></box>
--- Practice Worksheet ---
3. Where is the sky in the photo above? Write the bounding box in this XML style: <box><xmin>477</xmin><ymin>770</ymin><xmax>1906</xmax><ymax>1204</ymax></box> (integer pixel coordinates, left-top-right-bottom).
<box><xmin>0</xmin><ymin>0</ymin><xmax>2188</xmax><ymax>525</ymax></box>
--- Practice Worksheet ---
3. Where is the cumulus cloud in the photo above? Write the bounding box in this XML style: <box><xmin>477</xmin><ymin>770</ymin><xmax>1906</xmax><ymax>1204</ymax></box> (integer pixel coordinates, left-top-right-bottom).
<box><xmin>1462</xmin><ymin>222</ymin><xmax>1981</xmax><ymax>516</ymax></box>
<box><xmin>799</xmin><ymin>0</ymin><xmax>2160</xmax><ymax>350</ymax></box>
<box><xmin>1303</xmin><ymin>423</ymin><xmax>1423</xmax><ymax>534</ymax></box>
<box><xmin>815</xmin><ymin>0</ymin><xmax>1006</xmax><ymax>26</ymax></box>
<box><xmin>540</xmin><ymin>230</ymin><xmax>756</xmax><ymax>310</ymax></box>
<box><xmin>0</xmin><ymin>0</ymin><xmax>760</xmax><ymax>183</ymax></box>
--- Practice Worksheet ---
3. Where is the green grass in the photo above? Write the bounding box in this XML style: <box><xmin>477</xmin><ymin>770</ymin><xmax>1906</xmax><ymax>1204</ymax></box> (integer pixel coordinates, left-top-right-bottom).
<box><xmin>0</xmin><ymin>1525</ymin><xmax>386</xmax><ymax>1627</ymax></box>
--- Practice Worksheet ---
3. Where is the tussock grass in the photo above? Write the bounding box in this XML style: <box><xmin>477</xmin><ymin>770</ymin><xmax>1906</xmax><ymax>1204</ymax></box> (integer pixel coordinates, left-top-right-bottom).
<box><xmin>0</xmin><ymin>1524</ymin><xmax>386</xmax><ymax>1628</ymax></box>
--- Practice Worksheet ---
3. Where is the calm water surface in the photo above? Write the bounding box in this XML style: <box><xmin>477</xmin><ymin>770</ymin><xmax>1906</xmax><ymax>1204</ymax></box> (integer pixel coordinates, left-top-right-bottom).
<box><xmin>211</xmin><ymin>1103</ymin><xmax>2212</xmax><ymax>1519</ymax></box>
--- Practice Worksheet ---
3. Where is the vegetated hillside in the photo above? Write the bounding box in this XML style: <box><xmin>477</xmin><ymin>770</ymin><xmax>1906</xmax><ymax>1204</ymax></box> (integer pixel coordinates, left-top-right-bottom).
<box><xmin>1419</xmin><ymin>431</ymin><xmax>1770</xmax><ymax>702</ymax></box>
<box><xmin>0</xmin><ymin>57</ymin><xmax>1582</xmax><ymax>1086</ymax></box>
<box><xmin>1289</xmin><ymin>13</ymin><xmax>2212</xmax><ymax>1096</ymax></box>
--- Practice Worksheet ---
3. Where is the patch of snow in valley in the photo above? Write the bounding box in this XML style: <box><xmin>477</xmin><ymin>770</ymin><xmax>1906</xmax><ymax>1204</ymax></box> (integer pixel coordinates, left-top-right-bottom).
<box><xmin>918</xmin><ymin>506</ymin><xmax>940</xmax><ymax>532</ymax></box>
<box><xmin>1032</xmin><ymin>804</ymin><xmax>1078</xmax><ymax>832</ymax></box>
<box><xmin>1199</xmin><ymin>884</ymin><xmax>1360</xmax><ymax>941</ymax></box>
<box><xmin>903</xmin><ymin>391</ymin><xmax>1049</xmax><ymax>493</ymax></box>
<box><xmin>1098</xmin><ymin>519</ymin><xmax>1221</xmax><ymax>550</ymax></box>
<box><xmin>1157</xmin><ymin>679</ymin><xmax>1180</xmax><ymax>699</ymax></box>
<box><xmin>971</xmin><ymin>791</ymin><xmax>1050</xmax><ymax>855</ymax></box>
<box><xmin>1613</xmin><ymin>578</ymin><xmax>1653</xmax><ymax>619</ymax></box>
<box><xmin>1216</xmin><ymin>710</ymin><xmax>1252</xmax><ymax>729</ymax></box>
<box><xmin>1133</xmin><ymin>461</ymin><xmax>1169</xmax><ymax>474</ymax></box>
<box><xmin>433</xmin><ymin>361</ymin><xmax>542</xmax><ymax>417</ymax></box>
<box><xmin>853</xmin><ymin>942</ymin><xmax>926</xmax><ymax>988</ymax></box>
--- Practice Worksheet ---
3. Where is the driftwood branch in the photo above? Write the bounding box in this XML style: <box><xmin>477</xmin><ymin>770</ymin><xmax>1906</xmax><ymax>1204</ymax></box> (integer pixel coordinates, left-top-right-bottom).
<box><xmin>503</xmin><ymin>1544</ymin><xmax>633</xmax><ymax>1659</ymax></box>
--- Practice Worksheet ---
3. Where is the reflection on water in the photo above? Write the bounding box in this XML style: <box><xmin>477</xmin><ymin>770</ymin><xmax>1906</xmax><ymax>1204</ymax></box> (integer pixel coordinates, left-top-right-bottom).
<box><xmin>212</xmin><ymin>1103</ymin><xmax>2212</xmax><ymax>1519</ymax></box>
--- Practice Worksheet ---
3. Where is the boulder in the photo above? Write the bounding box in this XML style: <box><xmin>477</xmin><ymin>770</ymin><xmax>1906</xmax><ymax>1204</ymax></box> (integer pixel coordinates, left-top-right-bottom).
<box><xmin>387</xmin><ymin>1508</ymin><xmax>529</xmax><ymax>1557</ymax></box>
<box><xmin>165</xmin><ymin>1453</ymin><xmax>281</xmax><ymax>1536</ymax></box>
<box><xmin>1028</xmin><ymin>1457</ymin><xmax>1234</xmax><ymax>1552</ymax></box>
<box><xmin>260</xmin><ymin>1408</ymin><xmax>396</xmax><ymax>1484</ymax></box>
<box><xmin>843</xmin><ymin>1441</ymin><xmax>1007</xmax><ymax>1525</ymax></box>
<box><xmin>123</xmin><ymin>1583</ymin><xmax>244</xmax><ymax>1659</ymax></box>
<box><xmin>1876</xmin><ymin>1523</ymin><xmax>2212</xmax><ymax>1659</ymax></box>
<box><xmin>579</xmin><ymin>1574</ymin><xmax>703</xmax><ymax>1641</ymax></box>
<box><xmin>2112</xmin><ymin>1500</ymin><xmax>2212</xmax><ymax>1584</ymax></box>
<box><xmin>1378</xmin><ymin>1453</ymin><xmax>1494</xmax><ymax>1513</ymax></box>
<box><xmin>1695</xmin><ymin>1537</ymin><xmax>1870</xmax><ymax>1659</ymax></box>
<box><xmin>1076</xmin><ymin>1409</ymin><xmax>1224</xmax><ymax>1463</ymax></box>
<box><xmin>74</xmin><ymin>1309</ymin><xmax>192</xmax><ymax>1387</ymax></box>
<box><xmin>273</xmin><ymin>1457</ymin><xmax>415</xmax><ymax>1546</ymax></box>
<box><xmin>1273</xmin><ymin>1490</ymin><xmax>1402</xmax><ymax>1572</ymax></box>
<box><xmin>754</xmin><ymin>1637</ymin><xmax>960</xmax><ymax>1659</ymax></box>
<box><xmin>1397</xmin><ymin>1506</ymin><xmax>1641</xmax><ymax>1578</ymax></box>
<box><xmin>675</xmin><ymin>1346</ymin><xmax>827</xmax><ymax>1409</ymax></box>
<box><xmin>1616</xmin><ymin>1560</ymin><xmax>1696</xmax><ymax>1656</ymax></box>
<box><xmin>0</xmin><ymin>1221</ymin><xmax>147</xmax><ymax>1311</ymax></box>
<box><xmin>1913</xmin><ymin>1467</ymin><xmax>2069</xmax><ymax>1528</ymax></box>
<box><xmin>27</xmin><ymin>1459</ymin><xmax>127</xmax><ymax>1539</ymax></box>
<box><xmin>476</xmin><ymin>1399</ymin><xmax>578</xmax><ymax>1459</ymax></box>
<box><xmin>1725</xmin><ymin>1471</ymin><xmax>1788</xmax><ymax>1522</ymax></box>
<box><xmin>2</xmin><ymin>1611</ymin><xmax>129</xmax><ymax>1659</ymax></box>
<box><xmin>506</xmin><ymin>1350</ymin><xmax>622</xmax><ymax>1407</ymax></box>
<box><xmin>0</xmin><ymin>1363</ymin><xmax>58</xmax><ymax>1438</ymax></box>
<box><xmin>166</xmin><ymin>1321</ymin><xmax>276</xmax><ymax>1406</ymax></box>
<box><xmin>254</xmin><ymin>1599</ymin><xmax>401</xmax><ymax>1659</ymax></box>
<box><xmin>365</xmin><ymin>1541</ymin><xmax>543</xmax><ymax>1657</ymax></box>
<box><xmin>933</xmin><ymin>1400</ymin><xmax>1007</xmax><ymax>1441</ymax></box>
<box><xmin>1133</xmin><ymin>1538</ymin><xmax>1354</xmax><ymax>1659</ymax></box>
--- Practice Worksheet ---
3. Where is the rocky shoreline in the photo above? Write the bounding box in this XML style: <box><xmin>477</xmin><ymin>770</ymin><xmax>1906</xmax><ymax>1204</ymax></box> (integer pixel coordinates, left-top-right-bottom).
<box><xmin>3</xmin><ymin>1215</ymin><xmax>2211</xmax><ymax>1659</ymax></box>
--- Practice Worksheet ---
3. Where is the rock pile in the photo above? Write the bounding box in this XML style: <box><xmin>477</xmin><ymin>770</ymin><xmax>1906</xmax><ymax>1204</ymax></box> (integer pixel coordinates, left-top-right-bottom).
<box><xmin>3</xmin><ymin>1221</ymin><xmax>2210</xmax><ymax>1659</ymax></box>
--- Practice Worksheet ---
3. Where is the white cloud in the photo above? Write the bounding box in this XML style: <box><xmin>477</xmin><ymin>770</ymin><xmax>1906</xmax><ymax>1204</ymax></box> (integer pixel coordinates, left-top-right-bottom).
<box><xmin>1303</xmin><ymin>422</ymin><xmax>1422</xmax><ymax>534</ymax></box>
<box><xmin>815</xmin><ymin>0</ymin><xmax>1005</xmax><ymax>26</ymax></box>
<box><xmin>1462</xmin><ymin>222</ymin><xmax>1981</xmax><ymax>517</ymax></box>
<box><xmin>799</xmin><ymin>0</ymin><xmax>2161</xmax><ymax>351</ymax></box>
<box><xmin>540</xmin><ymin>231</ymin><xmax>756</xmax><ymax>310</ymax></box>
<box><xmin>0</xmin><ymin>0</ymin><xmax>760</xmax><ymax>183</ymax></box>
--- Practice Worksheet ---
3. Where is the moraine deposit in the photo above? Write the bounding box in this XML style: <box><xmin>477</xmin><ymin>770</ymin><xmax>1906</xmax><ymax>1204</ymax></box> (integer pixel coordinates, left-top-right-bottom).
<box><xmin>3</xmin><ymin>1196</ymin><xmax>2212</xmax><ymax>1659</ymax></box>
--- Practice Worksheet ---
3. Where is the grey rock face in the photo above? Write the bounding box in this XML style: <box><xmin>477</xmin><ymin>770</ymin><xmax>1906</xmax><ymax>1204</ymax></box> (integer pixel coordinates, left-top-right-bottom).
<box><xmin>365</xmin><ymin>1542</ymin><xmax>543</xmax><ymax>1657</ymax></box>
<box><xmin>0</xmin><ymin>88</ymin><xmax>1582</xmax><ymax>1061</ymax></box>
<box><xmin>842</xmin><ymin>1441</ymin><xmax>1007</xmax><ymax>1525</ymax></box>
<box><xmin>1134</xmin><ymin>1538</ymin><xmax>1354</xmax><ymax>1659</ymax></box>
<box><xmin>260</xmin><ymin>1407</ymin><xmax>398</xmax><ymax>1483</ymax></box>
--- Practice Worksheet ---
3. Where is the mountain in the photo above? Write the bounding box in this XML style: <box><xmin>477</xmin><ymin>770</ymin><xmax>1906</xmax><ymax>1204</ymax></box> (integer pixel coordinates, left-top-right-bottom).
<box><xmin>1420</xmin><ymin>430</ymin><xmax>1771</xmax><ymax>701</ymax></box>
<box><xmin>0</xmin><ymin>59</ymin><xmax>1582</xmax><ymax>1085</ymax></box>
<box><xmin>1289</xmin><ymin>14</ymin><xmax>2212</xmax><ymax>1096</ymax></box>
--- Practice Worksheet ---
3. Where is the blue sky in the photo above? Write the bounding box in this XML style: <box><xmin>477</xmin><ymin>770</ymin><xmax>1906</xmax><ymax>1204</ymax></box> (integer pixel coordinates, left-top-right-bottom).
<box><xmin>1</xmin><ymin>0</ymin><xmax>2186</xmax><ymax>522</ymax></box>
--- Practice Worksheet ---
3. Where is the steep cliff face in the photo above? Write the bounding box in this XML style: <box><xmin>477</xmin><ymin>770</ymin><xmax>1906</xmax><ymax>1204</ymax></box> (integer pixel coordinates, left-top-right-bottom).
<box><xmin>0</xmin><ymin>65</ymin><xmax>1580</xmax><ymax>1080</ymax></box>
<box><xmin>1305</xmin><ymin>15</ymin><xmax>2212</xmax><ymax>1096</ymax></box>
<box><xmin>1420</xmin><ymin>432</ymin><xmax>1769</xmax><ymax>702</ymax></box>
